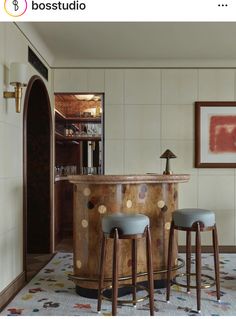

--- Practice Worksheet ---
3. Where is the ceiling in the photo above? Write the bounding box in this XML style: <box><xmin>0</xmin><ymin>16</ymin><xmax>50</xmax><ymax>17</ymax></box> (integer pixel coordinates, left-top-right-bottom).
<box><xmin>55</xmin><ymin>93</ymin><xmax>102</xmax><ymax>116</ymax></box>
<box><xmin>28</xmin><ymin>22</ymin><xmax>236</xmax><ymax>63</ymax></box>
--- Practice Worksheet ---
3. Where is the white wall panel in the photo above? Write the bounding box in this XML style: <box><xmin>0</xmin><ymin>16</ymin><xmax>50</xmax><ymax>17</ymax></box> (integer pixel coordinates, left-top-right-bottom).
<box><xmin>0</xmin><ymin>24</ymin><xmax>5</xmax><ymax>64</ymax></box>
<box><xmin>198</xmin><ymin>175</ymin><xmax>234</xmax><ymax>210</ymax></box>
<box><xmin>179</xmin><ymin>175</ymin><xmax>198</xmax><ymax>209</ymax></box>
<box><xmin>54</xmin><ymin>69</ymin><xmax>70</xmax><ymax>92</ymax></box>
<box><xmin>162</xmin><ymin>69</ymin><xmax>198</xmax><ymax>105</ymax></box>
<box><xmin>0</xmin><ymin>179</ymin><xmax>6</xmax><ymax>235</ymax></box>
<box><xmin>198</xmin><ymin>168</ymin><xmax>235</xmax><ymax>176</ymax></box>
<box><xmin>201</xmin><ymin>210</ymin><xmax>235</xmax><ymax>245</ymax></box>
<box><xmin>105</xmin><ymin>70</ymin><xmax>124</xmax><ymax>104</ymax></box>
<box><xmin>69</xmin><ymin>69</ymin><xmax>88</xmax><ymax>92</ymax></box>
<box><xmin>88</xmin><ymin>69</ymin><xmax>104</xmax><ymax>92</ymax></box>
<box><xmin>125</xmin><ymin>105</ymin><xmax>161</xmax><ymax>139</ymax></box>
<box><xmin>5</xmin><ymin>24</ymin><xmax>27</xmax><ymax>67</ymax></box>
<box><xmin>199</xmin><ymin>69</ymin><xmax>235</xmax><ymax>100</ymax></box>
<box><xmin>161</xmin><ymin>104</ymin><xmax>194</xmax><ymax>140</ymax></box>
<box><xmin>124</xmin><ymin>139</ymin><xmax>161</xmax><ymax>174</ymax></box>
<box><xmin>0</xmin><ymin>122</ymin><xmax>7</xmax><ymax>178</ymax></box>
<box><xmin>0</xmin><ymin>231</ymin><xmax>13</xmax><ymax>291</ymax></box>
<box><xmin>105</xmin><ymin>105</ymin><xmax>124</xmax><ymax>139</ymax></box>
<box><xmin>105</xmin><ymin>139</ymin><xmax>124</xmax><ymax>174</ymax></box>
<box><xmin>124</xmin><ymin>69</ymin><xmax>161</xmax><ymax>105</ymax></box>
<box><xmin>54</xmin><ymin>69</ymin><xmax>88</xmax><ymax>92</ymax></box>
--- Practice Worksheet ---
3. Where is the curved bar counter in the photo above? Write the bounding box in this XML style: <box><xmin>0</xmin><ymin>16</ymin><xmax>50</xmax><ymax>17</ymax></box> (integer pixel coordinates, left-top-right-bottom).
<box><xmin>68</xmin><ymin>174</ymin><xmax>190</xmax><ymax>297</ymax></box>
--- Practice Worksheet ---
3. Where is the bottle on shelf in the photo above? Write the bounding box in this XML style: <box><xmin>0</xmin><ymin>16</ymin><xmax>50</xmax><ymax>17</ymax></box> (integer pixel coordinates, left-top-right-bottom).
<box><xmin>64</xmin><ymin>124</ymin><xmax>69</xmax><ymax>137</ymax></box>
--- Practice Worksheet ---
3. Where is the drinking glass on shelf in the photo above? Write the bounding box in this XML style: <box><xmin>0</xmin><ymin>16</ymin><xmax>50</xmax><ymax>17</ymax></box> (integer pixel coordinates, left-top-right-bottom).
<box><xmin>86</xmin><ymin>124</ymin><xmax>93</xmax><ymax>136</ymax></box>
<box><xmin>64</xmin><ymin>166</ymin><xmax>68</xmax><ymax>175</ymax></box>
<box><xmin>72</xmin><ymin>165</ymin><xmax>77</xmax><ymax>175</ymax></box>
<box><xmin>55</xmin><ymin>166</ymin><xmax>60</xmax><ymax>176</ymax></box>
<box><xmin>90</xmin><ymin>167</ymin><xmax>97</xmax><ymax>175</ymax></box>
<box><xmin>81</xmin><ymin>167</ymin><xmax>88</xmax><ymax>175</ymax></box>
<box><xmin>60</xmin><ymin>166</ymin><xmax>65</xmax><ymax>176</ymax></box>
<box><xmin>81</xmin><ymin>166</ymin><xmax>97</xmax><ymax>175</ymax></box>
<box><xmin>92</xmin><ymin>124</ymin><xmax>97</xmax><ymax>136</ymax></box>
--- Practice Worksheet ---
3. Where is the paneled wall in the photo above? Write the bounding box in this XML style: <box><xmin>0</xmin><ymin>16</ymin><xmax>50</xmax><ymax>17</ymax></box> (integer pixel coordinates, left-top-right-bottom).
<box><xmin>54</xmin><ymin>68</ymin><xmax>236</xmax><ymax>246</ymax></box>
<box><xmin>0</xmin><ymin>23</ymin><xmax>53</xmax><ymax>293</ymax></box>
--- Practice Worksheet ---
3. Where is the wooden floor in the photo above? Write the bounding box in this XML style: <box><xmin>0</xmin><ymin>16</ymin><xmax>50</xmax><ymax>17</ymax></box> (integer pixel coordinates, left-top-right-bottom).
<box><xmin>55</xmin><ymin>237</ymin><xmax>73</xmax><ymax>253</ymax></box>
<box><xmin>26</xmin><ymin>254</ymin><xmax>54</xmax><ymax>281</ymax></box>
<box><xmin>26</xmin><ymin>237</ymin><xmax>73</xmax><ymax>281</ymax></box>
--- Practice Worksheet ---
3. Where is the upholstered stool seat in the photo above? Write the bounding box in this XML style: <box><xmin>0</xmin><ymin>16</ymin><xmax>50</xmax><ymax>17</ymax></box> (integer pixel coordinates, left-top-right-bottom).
<box><xmin>102</xmin><ymin>213</ymin><xmax>149</xmax><ymax>235</ymax></box>
<box><xmin>173</xmin><ymin>208</ymin><xmax>215</xmax><ymax>228</ymax></box>
<box><xmin>97</xmin><ymin>213</ymin><xmax>154</xmax><ymax>316</ymax></box>
<box><xmin>166</xmin><ymin>208</ymin><xmax>221</xmax><ymax>313</ymax></box>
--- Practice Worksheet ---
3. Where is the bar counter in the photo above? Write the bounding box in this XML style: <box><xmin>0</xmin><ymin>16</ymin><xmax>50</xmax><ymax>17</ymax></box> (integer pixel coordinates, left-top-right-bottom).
<box><xmin>68</xmin><ymin>174</ymin><xmax>190</xmax><ymax>297</ymax></box>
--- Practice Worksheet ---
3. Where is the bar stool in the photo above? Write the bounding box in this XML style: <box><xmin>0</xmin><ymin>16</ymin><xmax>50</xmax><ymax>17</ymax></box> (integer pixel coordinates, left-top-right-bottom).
<box><xmin>97</xmin><ymin>212</ymin><xmax>155</xmax><ymax>316</ymax></box>
<box><xmin>166</xmin><ymin>208</ymin><xmax>221</xmax><ymax>313</ymax></box>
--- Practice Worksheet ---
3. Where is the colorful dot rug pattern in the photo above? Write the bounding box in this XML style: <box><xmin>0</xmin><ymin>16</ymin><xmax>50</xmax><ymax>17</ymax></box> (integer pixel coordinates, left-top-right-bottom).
<box><xmin>1</xmin><ymin>253</ymin><xmax>236</xmax><ymax>316</ymax></box>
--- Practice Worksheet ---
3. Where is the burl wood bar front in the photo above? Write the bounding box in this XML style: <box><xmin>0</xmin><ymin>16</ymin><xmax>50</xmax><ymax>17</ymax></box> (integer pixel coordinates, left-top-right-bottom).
<box><xmin>69</xmin><ymin>174</ymin><xmax>189</xmax><ymax>297</ymax></box>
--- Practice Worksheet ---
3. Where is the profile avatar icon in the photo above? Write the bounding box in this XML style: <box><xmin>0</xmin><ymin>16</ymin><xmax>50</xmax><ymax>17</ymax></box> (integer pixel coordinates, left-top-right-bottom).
<box><xmin>4</xmin><ymin>0</ymin><xmax>27</xmax><ymax>17</ymax></box>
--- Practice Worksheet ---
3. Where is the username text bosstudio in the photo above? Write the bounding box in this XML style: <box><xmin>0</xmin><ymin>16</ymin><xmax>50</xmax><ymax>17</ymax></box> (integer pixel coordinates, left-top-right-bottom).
<box><xmin>32</xmin><ymin>0</ymin><xmax>86</xmax><ymax>11</ymax></box>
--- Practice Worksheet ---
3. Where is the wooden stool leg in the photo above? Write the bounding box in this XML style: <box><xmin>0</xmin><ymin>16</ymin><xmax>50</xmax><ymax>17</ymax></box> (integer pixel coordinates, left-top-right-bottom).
<box><xmin>212</xmin><ymin>225</ymin><xmax>221</xmax><ymax>302</ymax></box>
<box><xmin>195</xmin><ymin>223</ymin><xmax>202</xmax><ymax>313</ymax></box>
<box><xmin>166</xmin><ymin>222</ymin><xmax>175</xmax><ymax>302</ymax></box>
<box><xmin>97</xmin><ymin>233</ymin><xmax>107</xmax><ymax>312</ymax></box>
<box><xmin>186</xmin><ymin>230</ymin><xmax>191</xmax><ymax>293</ymax></box>
<box><xmin>146</xmin><ymin>226</ymin><xmax>154</xmax><ymax>316</ymax></box>
<box><xmin>132</xmin><ymin>238</ymin><xmax>137</xmax><ymax>306</ymax></box>
<box><xmin>112</xmin><ymin>228</ymin><xmax>119</xmax><ymax>316</ymax></box>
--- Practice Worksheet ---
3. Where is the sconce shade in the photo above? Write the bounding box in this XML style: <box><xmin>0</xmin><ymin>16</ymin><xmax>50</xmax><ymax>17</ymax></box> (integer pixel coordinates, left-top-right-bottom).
<box><xmin>9</xmin><ymin>63</ymin><xmax>28</xmax><ymax>86</ymax></box>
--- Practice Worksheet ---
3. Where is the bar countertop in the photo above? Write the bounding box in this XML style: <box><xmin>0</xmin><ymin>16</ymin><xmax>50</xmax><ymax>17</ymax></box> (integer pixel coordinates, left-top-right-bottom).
<box><xmin>68</xmin><ymin>174</ymin><xmax>190</xmax><ymax>184</ymax></box>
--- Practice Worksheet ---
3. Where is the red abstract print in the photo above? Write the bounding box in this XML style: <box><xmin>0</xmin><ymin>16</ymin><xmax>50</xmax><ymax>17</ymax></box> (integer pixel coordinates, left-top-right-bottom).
<box><xmin>209</xmin><ymin>115</ymin><xmax>236</xmax><ymax>153</ymax></box>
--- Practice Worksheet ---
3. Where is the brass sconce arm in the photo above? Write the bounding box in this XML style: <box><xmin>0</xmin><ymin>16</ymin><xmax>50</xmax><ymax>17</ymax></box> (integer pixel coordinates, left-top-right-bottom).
<box><xmin>4</xmin><ymin>83</ymin><xmax>23</xmax><ymax>113</ymax></box>
<box><xmin>2</xmin><ymin>63</ymin><xmax>28</xmax><ymax>113</ymax></box>
<box><xmin>3</xmin><ymin>91</ymin><xmax>16</xmax><ymax>98</ymax></box>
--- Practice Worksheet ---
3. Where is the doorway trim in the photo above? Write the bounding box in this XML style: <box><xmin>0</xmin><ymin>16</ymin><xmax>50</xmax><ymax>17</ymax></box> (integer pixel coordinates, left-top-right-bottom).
<box><xmin>23</xmin><ymin>75</ymin><xmax>53</xmax><ymax>278</ymax></box>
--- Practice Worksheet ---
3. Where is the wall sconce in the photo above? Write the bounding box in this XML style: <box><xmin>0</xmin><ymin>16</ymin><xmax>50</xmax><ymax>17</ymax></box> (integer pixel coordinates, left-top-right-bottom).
<box><xmin>3</xmin><ymin>63</ymin><xmax>28</xmax><ymax>113</ymax></box>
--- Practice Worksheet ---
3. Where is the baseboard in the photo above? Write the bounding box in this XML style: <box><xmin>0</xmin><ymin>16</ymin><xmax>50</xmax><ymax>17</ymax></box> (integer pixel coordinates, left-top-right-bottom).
<box><xmin>0</xmin><ymin>272</ymin><xmax>26</xmax><ymax>312</ymax></box>
<box><xmin>179</xmin><ymin>245</ymin><xmax>236</xmax><ymax>253</ymax></box>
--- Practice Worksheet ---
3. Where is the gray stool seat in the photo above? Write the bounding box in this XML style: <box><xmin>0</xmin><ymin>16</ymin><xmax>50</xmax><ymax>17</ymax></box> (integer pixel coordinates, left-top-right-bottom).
<box><xmin>167</xmin><ymin>207</ymin><xmax>220</xmax><ymax>313</ymax></box>
<box><xmin>173</xmin><ymin>208</ymin><xmax>215</xmax><ymax>228</ymax></box>
<box><xmin>102</xmin><ymin>212</ymin><xmax>149</xmax><ymax>235</ymax></box>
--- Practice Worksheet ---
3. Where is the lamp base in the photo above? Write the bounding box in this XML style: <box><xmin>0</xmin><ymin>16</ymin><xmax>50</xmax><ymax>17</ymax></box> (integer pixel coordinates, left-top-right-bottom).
<box><xmin>163</xmin><ymin>170</ymin><xmax>173</xmax><ymax>175</ymax></box>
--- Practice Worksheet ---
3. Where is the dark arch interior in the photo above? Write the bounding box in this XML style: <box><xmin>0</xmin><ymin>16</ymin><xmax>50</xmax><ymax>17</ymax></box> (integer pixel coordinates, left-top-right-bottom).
<box><xmin>26</xmin><ymin>79</ymin><xmax>51</xmax><ymax>254</ymax></box>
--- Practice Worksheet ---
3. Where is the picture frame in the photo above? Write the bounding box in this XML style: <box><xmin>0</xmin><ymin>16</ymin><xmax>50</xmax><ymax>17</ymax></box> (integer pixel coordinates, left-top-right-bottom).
<box><xmin>195</xmin><ymin>101</ymin><xmax>236</xmax><ymax>168</ymax></box>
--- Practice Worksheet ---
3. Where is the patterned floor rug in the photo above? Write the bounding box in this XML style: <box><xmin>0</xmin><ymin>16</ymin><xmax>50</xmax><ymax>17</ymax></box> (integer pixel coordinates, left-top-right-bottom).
<box><xmin>1</xmin><ymin>253</ymin><xmax>236</xmax><ymax>316</ymax></box>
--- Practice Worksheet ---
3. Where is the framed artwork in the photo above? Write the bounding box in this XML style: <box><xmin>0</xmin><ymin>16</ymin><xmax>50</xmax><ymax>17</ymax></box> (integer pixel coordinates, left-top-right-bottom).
<box><xmin>195</xmin><ymin>101</ymin><xmax>236</xmax><ymax>168</ymax></box>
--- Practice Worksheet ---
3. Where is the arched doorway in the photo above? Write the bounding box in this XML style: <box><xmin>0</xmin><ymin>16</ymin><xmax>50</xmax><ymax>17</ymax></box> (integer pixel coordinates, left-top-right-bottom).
<box><xmin>23</xmin><ymin>75</ymin><xmax>53</xmax><ymax>280</ymax></box>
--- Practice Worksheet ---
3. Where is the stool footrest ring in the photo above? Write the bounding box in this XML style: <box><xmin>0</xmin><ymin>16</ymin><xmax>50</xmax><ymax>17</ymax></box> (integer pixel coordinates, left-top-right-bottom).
<box><xmin>172</xmin><ymin>273</ymin><xmax>215</xmax><ymax>289</ymax></box>
<box><xmin>101</xmin><ymin>284</ymin><xmax>149</xmax><ymax>305</ymax></box>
